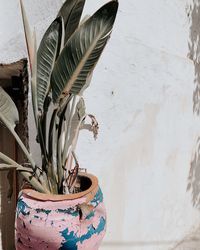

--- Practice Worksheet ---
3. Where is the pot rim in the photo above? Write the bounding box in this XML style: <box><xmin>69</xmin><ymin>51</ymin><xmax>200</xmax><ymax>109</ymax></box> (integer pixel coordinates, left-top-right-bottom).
<box><xmin>21</xmin><ymin>172</ymin><xmax>98</xmax><ymax>202</ymax></box>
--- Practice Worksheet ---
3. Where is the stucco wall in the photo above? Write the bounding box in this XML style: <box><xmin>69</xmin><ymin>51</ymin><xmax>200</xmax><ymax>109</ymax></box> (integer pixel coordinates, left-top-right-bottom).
<box><xmin>0</xmin><ymin>0</ymin><xmax>200</xmax><ymax>249</ymax></box>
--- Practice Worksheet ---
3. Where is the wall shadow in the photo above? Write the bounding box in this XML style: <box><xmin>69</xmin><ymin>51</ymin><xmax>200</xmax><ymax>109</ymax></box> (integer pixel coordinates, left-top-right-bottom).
<box><xmin>187</xmin><ymin>0</ymin><xmax>200</xmax><ymax>208</ymax></box>
<box><xmin>188</xmin><ymin>0</ymin><xmax>200</xmax><ymax>114</ymax></box>
<box><xmin>188</xmin><ymin>138</ymin><xmax>200</xmax><ymax>208</ymax></box>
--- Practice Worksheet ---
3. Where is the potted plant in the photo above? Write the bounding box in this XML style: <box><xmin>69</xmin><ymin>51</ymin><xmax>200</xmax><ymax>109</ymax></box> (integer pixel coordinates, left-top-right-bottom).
<box><xmin>0</xmin><ymin>0</ymin><xmax>118</xmax><ymax>249</ymax></box>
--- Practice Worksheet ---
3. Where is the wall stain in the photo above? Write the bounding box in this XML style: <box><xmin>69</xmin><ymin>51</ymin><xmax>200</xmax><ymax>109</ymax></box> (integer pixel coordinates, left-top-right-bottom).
<box><xmin>187</xmin><ymin>0</ymin><xmax>200</xmax><ymax>210</ymax></box>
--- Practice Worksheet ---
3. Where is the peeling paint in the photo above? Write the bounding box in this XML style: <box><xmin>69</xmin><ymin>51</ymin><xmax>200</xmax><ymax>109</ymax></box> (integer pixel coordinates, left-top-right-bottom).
<box><xmin>60</xmin><ymin>217</ymin><xmax>105</xmax><ymax>249</ymax></box>
<box><xmin>15</xmin><ymin>187</ymin><xmax>106</xmax><ymax>249</ymax></box>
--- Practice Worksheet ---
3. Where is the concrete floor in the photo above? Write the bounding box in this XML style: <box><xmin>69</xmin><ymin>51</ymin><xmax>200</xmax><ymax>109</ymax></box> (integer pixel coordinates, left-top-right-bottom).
<box><xmin>99</xmin><ymin>228</ymin><xmax>200</xmax><ymax>250</ymax></box>
<box><xmin>171</xmin><ymin>227</ymin><xmax>200</xmax><ymax>250</ymax></box>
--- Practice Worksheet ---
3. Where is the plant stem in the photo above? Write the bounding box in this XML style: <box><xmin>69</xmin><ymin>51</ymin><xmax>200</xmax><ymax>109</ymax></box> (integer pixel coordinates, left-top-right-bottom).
<box><xmin>0</xmin><ymin>152</ymin><xmax>48</xmax><ymax>194</ymax></box>
<box><xmin>10</xmin><ymin>127</ymin><xmax>50</xmax><ymax>193</ymax></box>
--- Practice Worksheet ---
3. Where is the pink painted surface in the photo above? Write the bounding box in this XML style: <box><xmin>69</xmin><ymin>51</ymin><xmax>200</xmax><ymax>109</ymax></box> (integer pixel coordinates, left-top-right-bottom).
<box><xmin>15</xmin><ymin>187</ymin><xmax>106</xmax><ymax>250</ymax></box>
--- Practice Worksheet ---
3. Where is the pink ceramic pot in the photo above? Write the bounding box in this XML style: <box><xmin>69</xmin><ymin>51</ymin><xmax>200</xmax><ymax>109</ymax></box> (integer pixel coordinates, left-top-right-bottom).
<box><xmin>15</xmin><ymin>173</ymin><xmax>106</xmax><ymax>250</ymax></box>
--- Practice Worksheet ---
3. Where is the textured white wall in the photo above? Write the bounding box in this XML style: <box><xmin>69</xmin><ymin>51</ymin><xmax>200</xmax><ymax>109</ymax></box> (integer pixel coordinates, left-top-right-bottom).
<box><xmin>0</xmin><ymin>0</ymin><xmax>200</xmax><ymax>249</ymax></box>
<box><xmin>80</xmin><ymin>1</ymin><xmax>200</xmax><ymax>249</ymax></box>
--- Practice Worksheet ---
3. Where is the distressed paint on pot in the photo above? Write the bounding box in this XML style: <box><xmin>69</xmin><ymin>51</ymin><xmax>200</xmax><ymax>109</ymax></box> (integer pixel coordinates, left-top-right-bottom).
<box><xmin>15</xmin><ymin>173</ymin><xmax>106</xmax><ymax>250</ymax></box>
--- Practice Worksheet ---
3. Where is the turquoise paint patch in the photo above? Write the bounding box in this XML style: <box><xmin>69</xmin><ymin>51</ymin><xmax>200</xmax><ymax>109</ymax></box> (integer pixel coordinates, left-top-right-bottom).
<box><xmin>79</xmin><ymin>217</ymin><xmax>106</xmax><ymax>243</ymax></box>
<box><xmin>60</xmin><ymin>229</ymin><xmax>78</xmax><ymax>250</ymax></box>
<box><xmin>90</xmin><ymin>188</ymin><xmax>103</xmax><ymax>207</ymax></box>
<box><xmin>56</xmin><ymin>208</ymin><xmax>78</xmax><ymax>217</ymax></box>
<box><xmin>35</xmin><ymin>208</ymin><xmax>51</xmax><ymax>215</ymax></box>
<box><xmin>86</xmin><ymin>211</ymin><xmax>95</xmax><ymax>220</ymax></box>
<box><xmin>59</xmin><ymin>217</ymin><xmax>106</xmax><ymax>250</ymax></box>
<box><xmin>16</xmin><ymin>198</ymin><xmax>30</xmax><ymax>217</ymax></box>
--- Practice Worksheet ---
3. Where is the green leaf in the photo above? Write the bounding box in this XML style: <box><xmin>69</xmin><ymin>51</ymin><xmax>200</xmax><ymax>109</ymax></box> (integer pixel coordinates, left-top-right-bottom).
<box><xmin>0</xmin><ymin>164</ymin><xmax>16</xmax><ymax>170</ymax></box>
<box><xmin>76</xmin><ymin>97</ymin><xmax>86</xmax><ymax>119</ymax></box>
<box><xmin>0</xmin><ymin>164</ymin><xmax>33</xmax><ymax>172</ymax></box>
<box><xmin>37</xmin><ymin>17</ymin><xmax>63</xmax><ymax>112</ymax></box>
<box><xmin>57</xmin><ymin>0</ymin><xmax>86</xmax><ymax>44</ymax></box>
<box><xmin>0</xmin><ymin>88</ymin><xmax>50</xmax><ymax>194</ymax></box>
<box><xmin>0</xmin><ymin>89</ymin><xmax>36</xmax><ymax>171</ymax></box>
<box><xmin>62</xmin><ymin>97</ymin><xmax>86</xmax><ymax>165</ymax></box>
<box><xmin>0</xmin><ymin>87</ymin><xmax>19</xmax><ymax>128</ymax></box>
<box><xmin>51</xmin><ymin>0</ymin><xmax>119</xmax><ymax>103</ymax></box>
<box><xmin>31</xmin><ymin>30</ymin><xmax>38</xmax><ymax>126</ymax></box>
<box><xmin>48</xmin><ymin>109</ymin><xmax>59</xmax><ymax>186</ymax></box>
<box><xmin>0</xmin><ymin>89</ymin><xmax>47</xmax><ymax>190</ymax></box>
<box><xmin>19</xmin><ymin>0</ymin><xmax>34</xmax><ymax>73</ymax></box>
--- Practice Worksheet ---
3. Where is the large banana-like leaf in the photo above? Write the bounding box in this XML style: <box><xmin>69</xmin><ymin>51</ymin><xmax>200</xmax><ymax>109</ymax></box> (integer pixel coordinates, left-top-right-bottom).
<box><xmin>51</xmin><ymin>0</ymin><xmax>118</xmax><ymax>103</ymax></box>
<box><xmin>31</xmin><ymin>30</ymin><xmax>38</xmax><ymax>126</ymax></box>
<box><xmin>48</xmin><ymin>109</ymin><xmax>59</xmax><ymax>186</ymax></box>
<box><xmin>19</xmin><ymin>0</ymin><xmax>34</xmax><ymax>73</ymax></box>
<box><xmin>37</xmin><ymin>17</ymin><xmax>63</xmax><ymax>112</ymax></box>
<box><xmin>0</xmin><ymin>87</ymin><xmax>19</xmax><ymax>128</ymax></box>
<box><xmin>0</xmin><ymin>88</ymin><xmax>47</xmax><ymax>189</ymax></box>
<box><xmin>57</xmin><ymin>0</ymin><xmax>86</xmax><ymax>44</ymax></box>
<box><xmin>62</xmin><ymin>97</ymin><xmax>86</xmax><ymax>165</ymax></box>
<box><xmin>0</xmin><ymin>88</ymin><xmax>36</xmax><ymax>169</ymax></box>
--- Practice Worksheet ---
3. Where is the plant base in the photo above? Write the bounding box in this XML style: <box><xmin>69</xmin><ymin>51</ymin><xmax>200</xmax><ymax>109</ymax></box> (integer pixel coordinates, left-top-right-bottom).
<box><xmin>15</xmin><ymin>173</ymin><xmax>106</xmax><ymax>250</ymax></box>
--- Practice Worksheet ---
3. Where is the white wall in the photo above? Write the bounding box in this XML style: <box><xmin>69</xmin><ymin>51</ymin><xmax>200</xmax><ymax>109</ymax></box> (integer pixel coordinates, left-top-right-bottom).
<box><xmin>0</xmin><ymin>0</ymin><xmax>200</xmax><ymax>249</ymax></box>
